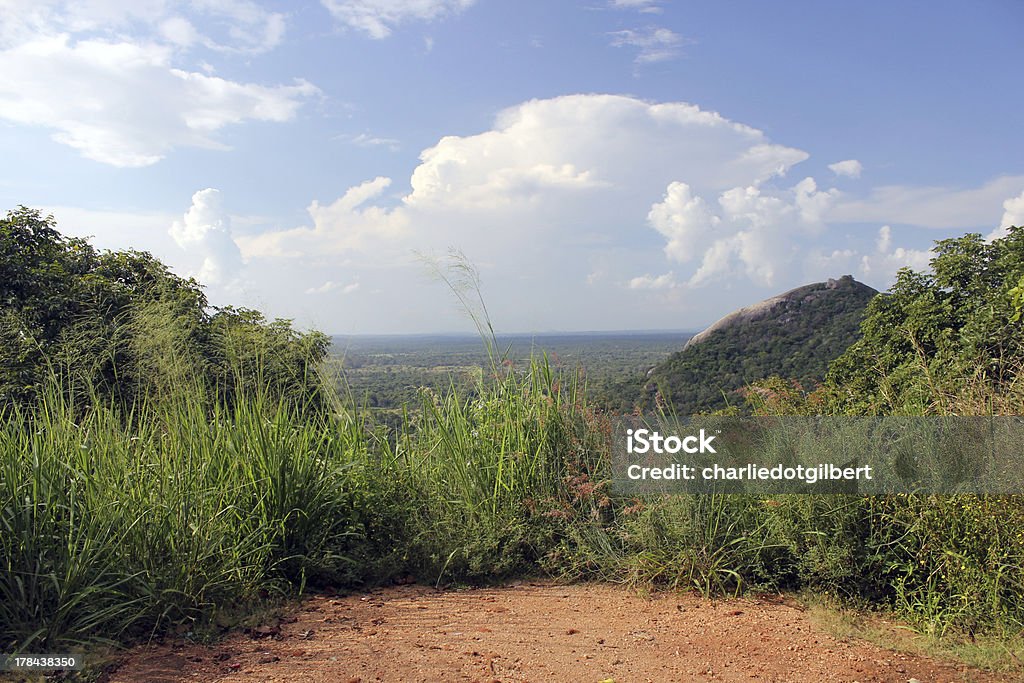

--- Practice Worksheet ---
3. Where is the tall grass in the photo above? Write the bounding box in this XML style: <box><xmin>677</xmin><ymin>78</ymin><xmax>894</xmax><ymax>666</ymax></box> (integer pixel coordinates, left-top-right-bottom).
<box><xmin>0</xmin><ymin>347</ymin><xmax>609</xmax><ymax>651</ymax></box>
<box><xmin>0</xmin><ymin>374</ymin><xmax>371</xmax><ymax>652</ymax></box>
<box><xmin>2</xmin><ymin>320</ymin><xmax>1023</xmax><ymax>659</ymax></box>
<box><xmin>388</xmin><ymin>355</ymin><xmax>605</xmax><ymax>582</ymax></box>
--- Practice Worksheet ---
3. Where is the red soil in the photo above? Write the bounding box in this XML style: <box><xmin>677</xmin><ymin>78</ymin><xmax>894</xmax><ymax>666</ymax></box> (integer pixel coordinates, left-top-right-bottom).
<box><xmin>108</xmin><ymin>582</ymin><xmax>1012</xmax><ymax>683</ymax></box>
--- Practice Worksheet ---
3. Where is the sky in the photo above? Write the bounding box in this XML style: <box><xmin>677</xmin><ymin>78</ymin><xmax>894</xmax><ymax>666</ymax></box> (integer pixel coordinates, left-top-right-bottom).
<box><xmin>1</xmin><ymin>0</ymin><xmax>1022</xmax><ymax>334</ymax></box>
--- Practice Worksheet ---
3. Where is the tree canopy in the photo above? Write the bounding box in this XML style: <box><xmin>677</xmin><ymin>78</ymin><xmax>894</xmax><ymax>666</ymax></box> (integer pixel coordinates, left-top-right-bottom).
<box><xmin>0</xmin><ymin>207</ymin><xmax>329</xmax><ymax>410</ymax></box>
<box><xmin>824</xmin><ymin>226</ymin><xmax>1024</xmax><ymax>414</ymax></box>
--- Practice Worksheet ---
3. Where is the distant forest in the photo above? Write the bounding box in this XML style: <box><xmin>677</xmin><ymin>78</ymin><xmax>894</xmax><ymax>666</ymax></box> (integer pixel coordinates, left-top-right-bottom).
<box><xmin>327</xmin><ymin>332</ymin><xmax>687</xmax><ymax>414</ymax></box>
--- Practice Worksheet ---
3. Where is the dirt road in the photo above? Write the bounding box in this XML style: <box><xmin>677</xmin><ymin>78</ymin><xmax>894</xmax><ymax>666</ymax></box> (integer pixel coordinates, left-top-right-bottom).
<box><xmin>109</xmin><ymin>582</ymin><xmax>1010</xmax><ymax>682</ymax></box>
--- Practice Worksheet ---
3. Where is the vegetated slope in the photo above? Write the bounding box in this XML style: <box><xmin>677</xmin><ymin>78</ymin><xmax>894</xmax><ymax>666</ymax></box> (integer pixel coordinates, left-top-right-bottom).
<box><xmin>645</xmin><ymin>275</ymin><xmax>878</xmax><ymax>414</ymax></box>
<box><xmin>0</xmin><ymin>207</ymin><xmax>328</xmax><ymax>411</ymax></box>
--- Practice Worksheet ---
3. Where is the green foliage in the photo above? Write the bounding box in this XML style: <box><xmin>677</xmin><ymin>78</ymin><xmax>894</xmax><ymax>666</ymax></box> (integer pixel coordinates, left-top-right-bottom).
<box><xmin>826</xmin><ymin>226</ymin><xmax>1024</xmax><ymax>414</ymax></box>
<box><xmin>4</xmin><ymin>213</ymin><xmax>1024</xmax><ymax>665</ymax></box>
<box><xmin>366</xmin><ymin>355</ymin><xmax>602</xmax><ymax>582</ymax></box>
<box><xmin>208</xmin><ymin>306</ymin><xmax>330</xmax><ymax>409</ymax></box>
<box><xmin>0</xmin><ymin>207</ymin><xmax>327</xmax><ymax>411</ymax></box>
<box><xmin>647</xmin><ymin>276</ymin><xmax>877</xmax><ymax>415</ymax></box>
<box><xmin>1009</xmin><ymin>274</ymin><xmax>1024</xmax><ymax>322</ymax></box>
<box><xmin>566</xmin><ymin>494</ymin><xmax>775</xmax><ymax>596</ymax></box>
<box><xmin>875</xmin><ymin>495</ymin><xmax>1024</xmax><ymax>637</ymax></box>
<box><xmin>742</xmin><ymin>376</ymin><xmax>828</xmax><ymax>416</ymax></box>
<box><xmin>0</xmin><ymin>384</ymin><xmax>371</xmax><ymax>652</ymax></box>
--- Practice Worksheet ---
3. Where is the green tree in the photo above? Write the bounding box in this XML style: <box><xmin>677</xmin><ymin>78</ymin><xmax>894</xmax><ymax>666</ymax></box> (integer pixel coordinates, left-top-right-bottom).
<box><xmin>825</xmin><ymin>226</ymin><xmax>1024</xmax><ymax>414</ymax></box>
<box><xmin>0</xmin><ymin>207</ymin><xmax>328</xmax><ymax>411</ymax></box>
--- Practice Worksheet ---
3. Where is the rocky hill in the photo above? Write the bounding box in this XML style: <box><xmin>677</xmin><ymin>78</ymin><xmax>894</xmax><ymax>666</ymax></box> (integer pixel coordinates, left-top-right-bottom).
<box><xmin>644</xmin><ymin>275</ymin><xmax>878</xmax><ymax>414</ymax></box>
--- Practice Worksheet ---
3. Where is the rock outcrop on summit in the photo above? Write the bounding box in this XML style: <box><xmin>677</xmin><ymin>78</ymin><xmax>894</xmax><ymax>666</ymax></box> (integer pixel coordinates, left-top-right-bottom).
<box><xmin>645</xmin><ymin>276</ymin><xmax>878</xmax><ymax>415</ymax></box>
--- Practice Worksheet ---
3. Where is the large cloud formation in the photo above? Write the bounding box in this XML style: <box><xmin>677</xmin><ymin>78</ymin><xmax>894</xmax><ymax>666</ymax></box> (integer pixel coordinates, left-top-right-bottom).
<box><xmin>244</xmin><ymin>94</ymin><xmax>818</xmax><ymax>276</ymax></box>
<box><xmin>169</xmin><ymin>188</ymin><xmax>244</xmax><ymax>288</ymax></box>
<box><xmin>53</xmin><ymin>92</ymin><xmax>1023</xmax><ymax>332</ymax></box>
<box><xmin>240</xmin><ymin>93</ymin><xmax>1001</xmax><ymax>332</ymax></box>
<box><xmin>0</xmin><ymin>1</ymin><xmax>315</xmax><ymax>166</ymax></box>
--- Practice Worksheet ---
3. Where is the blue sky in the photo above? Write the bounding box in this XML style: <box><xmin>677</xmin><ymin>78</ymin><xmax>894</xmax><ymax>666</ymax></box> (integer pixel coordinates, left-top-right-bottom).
<box><xmin>1</xmin><ymin>0</ymin><xmax>1022</xmax><ymax>333</ymax></box>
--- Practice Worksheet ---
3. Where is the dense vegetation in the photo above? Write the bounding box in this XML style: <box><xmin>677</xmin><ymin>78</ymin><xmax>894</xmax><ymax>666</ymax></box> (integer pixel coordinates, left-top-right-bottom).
<box><xmin>2</xmin><ymin>208</ymin><xmax>1023</xmax><ymax>674</ymax></box>
<box><xmin>825</xmin><ymin>232</ymin><xmax>1024</xmax><ymax>415</ymax></box>
<box><xmin>0</xmin><ymin>207</ymin><xmax>329</xmax><ymax>412</ymax></box>
<box><xmin>645</xmin><ymin>276</ymin><xmax>878</xmax><ymax>415</ymax></box>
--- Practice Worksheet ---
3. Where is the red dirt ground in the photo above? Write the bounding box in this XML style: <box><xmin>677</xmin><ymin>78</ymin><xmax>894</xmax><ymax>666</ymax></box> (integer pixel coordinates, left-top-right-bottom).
<box><xmin>108</xmin><ymin>582</ymin><xmax>1012</xmax><ymax>682</ymax></box>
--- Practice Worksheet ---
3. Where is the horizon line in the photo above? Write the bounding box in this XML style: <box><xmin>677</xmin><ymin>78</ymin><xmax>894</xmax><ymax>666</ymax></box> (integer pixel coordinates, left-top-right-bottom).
<box><xmin>328</xmin><ymin>328</ymin><xmax>700</xmax><ymax>338</ymax></box>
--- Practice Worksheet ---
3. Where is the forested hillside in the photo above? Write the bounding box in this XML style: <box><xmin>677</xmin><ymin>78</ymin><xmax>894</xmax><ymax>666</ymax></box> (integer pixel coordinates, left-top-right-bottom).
<box><xmin>644</xmin><ymin>275</ymin><xmax>878</xmax><ymax>414</ymax></box>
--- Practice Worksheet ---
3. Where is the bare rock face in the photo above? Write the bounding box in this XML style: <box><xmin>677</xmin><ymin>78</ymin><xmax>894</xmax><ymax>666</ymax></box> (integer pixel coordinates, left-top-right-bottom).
<box><xmin>683</xmin><ymin>275</ymin><xmax>868</xmax><ymax>351</ymax></box>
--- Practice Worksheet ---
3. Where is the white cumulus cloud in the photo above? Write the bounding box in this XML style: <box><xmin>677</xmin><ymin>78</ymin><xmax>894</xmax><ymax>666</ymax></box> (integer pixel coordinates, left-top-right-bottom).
<box><xmin>169</xmin><ymin>188</ymin><xmax>243</xmax><ymax>287</ymax></box>
<box><xmin>828</xmin><ymin>159</ymin><xmax>863</xmax><ymax>179</ymax></box>
<box><xmin>320</xmin><ymin>0</ymin><xmax>475</xmax><ymax>38</ymax></box>
<box><xmin>0</xmin><ymin>1</ymin><xmax>313</xmax><ymax>166</ymax></box>
<box><xmin>628</xmin><ymin>272</ymin><xmax>676</xmax><ymax>290</ymax></box>
<box><xmin>987</xmin><ymin>190</ymin><xmax>1024</xmax><ymax>241</ymax></box>
<box><xmin>405</xmin><ymin>94</ymin><xmax>805</xmax><ymax>213</ymax></box>
<box><xmin>647</xmin><ymin>176</ymin><xmax>838</xmax><ymax>287</ymax></box>
<box><xmin>240</xmin><ymin>177</ymin><xmax>409</xmax><ymax>259</ymax></box>
<box><xmin>647</xmin><ymin>182</ymin><xmax>720</xmax><ymax>263</ymax></box>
